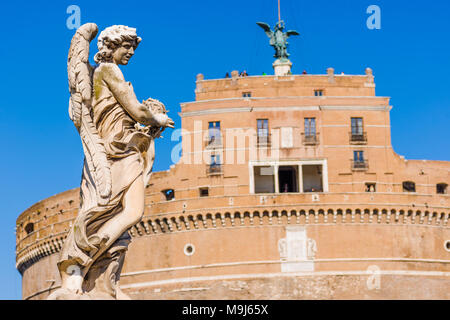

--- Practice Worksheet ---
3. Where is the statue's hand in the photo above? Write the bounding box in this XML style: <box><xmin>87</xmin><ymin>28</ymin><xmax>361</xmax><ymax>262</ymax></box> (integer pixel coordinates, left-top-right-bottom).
<box><xmin>153</xmin><ymin>113</ymin><xmax>174</xmax><ymax>128</ymax></box>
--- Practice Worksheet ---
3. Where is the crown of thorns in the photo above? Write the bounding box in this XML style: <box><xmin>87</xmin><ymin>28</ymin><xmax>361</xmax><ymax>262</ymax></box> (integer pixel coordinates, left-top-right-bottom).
<box><xmin>142</xmin><ymin>98</ymin><xmax>167</xmax><ymax>114</ymax></box>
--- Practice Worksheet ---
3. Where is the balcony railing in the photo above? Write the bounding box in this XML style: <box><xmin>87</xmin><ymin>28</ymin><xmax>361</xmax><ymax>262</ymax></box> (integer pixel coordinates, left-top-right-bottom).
<box><xmin>352</xmin><ymin>160</ymin><xmax>369</xmax><ymax>171</ymax></box>
<box><xmin>349</xmin><ymin>132</ymin><xmax>367</xmax><ymax>144</ymax></box>
<box><xmin>257</xmin><ymin>134</ymin><xmax>271</xmax><ymax>147</ymax></box>
<box><xmin>207</xmin><ymin>164</ymin><xmax>223</xmax><ymax>175</ymax></box>
<box><xmin>302</xmin><ymin>133</ymin><xmax>320</xmax><ymax>146</ymax></box>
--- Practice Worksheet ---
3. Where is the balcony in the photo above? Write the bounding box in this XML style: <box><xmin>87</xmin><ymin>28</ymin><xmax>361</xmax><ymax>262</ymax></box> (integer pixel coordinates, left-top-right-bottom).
<box><xmin>349</xmin><ymin>132</ymin><xmax>367</xmax><ymax>144</ymax></box>
<box><xmin>257</xmin><ymin>134</ymin><xmax>271</xmax><ymax>148</ymax></box>
<box><xmin>207</xmin><ymin>164</ymin><xmax>223</xmax><ymax>176</ymax></box>
<box><xmin>352</xmin><ymin>160</ymin><xmax>369</xmax><ymax>171</ymax></box>
<box><xmin>302</xmin><ymin>133</ymin><xmax>320</xmax><ymax>146</ymax></box>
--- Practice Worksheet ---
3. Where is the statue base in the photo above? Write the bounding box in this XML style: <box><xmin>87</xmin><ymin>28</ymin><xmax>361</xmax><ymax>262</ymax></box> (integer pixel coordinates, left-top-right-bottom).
<box><xmin>47</xmin><ymin>286</ymin><xmax>131</xmax><ymax>300</ymax></box>
<box><xmin>273</xmin><ymin>58</ymin><xmax>292</xmax><ymax>76</ymax></box>
<box><xmin>47</xmin><ymin>231</ymin><xmax>132</xmax><ymax>300</ymax></box>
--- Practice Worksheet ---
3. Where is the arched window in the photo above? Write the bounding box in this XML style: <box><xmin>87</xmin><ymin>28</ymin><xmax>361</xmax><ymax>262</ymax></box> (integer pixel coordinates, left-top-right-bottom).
<box><xmin>365</xmin><ymin>182</ymin><xmax>376</xmax><ymax>192</ymax></box>
<box><xmin>402</xmin><ymin>181</ymin><xmax>416</xmax><ymax>193</ymax></box>
<box><xmin>162</xmin><ymin>189</ymin><xmax>175</xmax><ymax>201</ymax></box>
<box><xmin>437</xmin><ymin>183</ymin><xmax>448</xmax><ymax>194</ymax></box>
<box><xmin>24</xmin><ymin>223</ymin><xmax>34</xmax><ymax>235</ymax></box>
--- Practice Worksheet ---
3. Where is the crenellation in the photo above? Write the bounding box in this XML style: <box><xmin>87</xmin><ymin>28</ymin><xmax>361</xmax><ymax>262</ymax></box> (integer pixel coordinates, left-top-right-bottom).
<box><xmin>193</xmin><ymin>73</ymin><xmax>377</xmax><ymax>102</ymax></box>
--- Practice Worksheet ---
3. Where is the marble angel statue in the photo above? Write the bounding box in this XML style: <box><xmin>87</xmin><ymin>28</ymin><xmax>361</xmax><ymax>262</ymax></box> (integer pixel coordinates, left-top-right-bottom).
<box><xmin>48</xmin><ymin>23</ymin><xmax>174</xmax><ymax>300</ymax></box>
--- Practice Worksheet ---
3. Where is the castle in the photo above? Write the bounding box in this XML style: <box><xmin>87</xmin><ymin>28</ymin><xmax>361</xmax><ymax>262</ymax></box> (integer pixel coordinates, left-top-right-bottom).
<box><xmin>16</xmin><ymin>24</ymin><xmax>450</xmax><ymax>300</ymax></box>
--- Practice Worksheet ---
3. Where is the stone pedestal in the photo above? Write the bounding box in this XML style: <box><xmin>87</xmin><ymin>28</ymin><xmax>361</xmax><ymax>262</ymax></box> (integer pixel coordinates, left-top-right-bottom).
<box><xmin>47</xmin><ymin>231</ymin><xmax>132</xmax><ymax>300</ymax></box>
<box><xmin>273</xmin><ymin>58</ymin><xmax>292</xmax><ymax>76</ymax></box>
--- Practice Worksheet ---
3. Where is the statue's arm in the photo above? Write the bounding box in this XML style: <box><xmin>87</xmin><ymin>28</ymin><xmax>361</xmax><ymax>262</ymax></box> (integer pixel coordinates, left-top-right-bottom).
<box><xmin>100</xmin><ymin>63</ymin><xmax>159</xmax><ymax>126</ymax></box>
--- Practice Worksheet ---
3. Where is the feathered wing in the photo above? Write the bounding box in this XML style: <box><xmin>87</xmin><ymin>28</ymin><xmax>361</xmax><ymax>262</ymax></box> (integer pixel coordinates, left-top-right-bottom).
<box><xmin>67</xmin><ymin>23</ymin><xmax>112</xmax><ymax>206</ymax></box>
<box><xmin>286</xmin><ymin>30</ymin><xmax>300</xmax><ymax>37</ymax></box>
<box><xmin>256</xmin><ymin>22</ymin><xmax>273</xmax><ymax>38</ymax></box>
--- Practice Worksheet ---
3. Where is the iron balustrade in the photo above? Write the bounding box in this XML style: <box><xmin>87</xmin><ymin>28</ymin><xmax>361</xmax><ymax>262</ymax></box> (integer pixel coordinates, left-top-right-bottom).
<box><xmin>352</xmin><ymin>159</ymin><xmax>369</xmax><ymax>170</ymax></box>
<box><xmin>256</xmin><ymin>133</ymin><xmax>271</xmax><ymax>147</ymax></box>
<box><xmin>349</xmin><ymin>132</ymin><xmax>367</xmax><ymax>144</ymax></box>
<box><xmin>207</xmin><ymin>164</ymin><xmax>223</xmax><ymax>175</ymax></box>
<box><xmin>302</xmin><ymin>132</ymin><xmax>320</xmax><ymax>146</ymax></box>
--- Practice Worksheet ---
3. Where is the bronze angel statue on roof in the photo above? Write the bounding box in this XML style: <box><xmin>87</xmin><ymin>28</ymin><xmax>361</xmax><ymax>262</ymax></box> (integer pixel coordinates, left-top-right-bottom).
<box><xmin>257</xmin><ymin>20</ymin><xmax>300</xmax><ymax>60</ymax></box>
<box><xmin>48</xmin><ymin>23</ymin><xmax>174</xmax><ymax>300</ymax></box>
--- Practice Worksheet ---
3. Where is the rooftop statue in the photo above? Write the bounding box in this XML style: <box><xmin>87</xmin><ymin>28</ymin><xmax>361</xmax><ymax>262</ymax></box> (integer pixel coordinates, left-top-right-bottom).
<box><xmin>48</xmin><ymin>23</ymin><xmax>174</xmax><ymax>300</ymax></box>
<box><xmin>256</xmin><ymin>20</ymin><xmax>300</xmax><ymax>61</ymax></box>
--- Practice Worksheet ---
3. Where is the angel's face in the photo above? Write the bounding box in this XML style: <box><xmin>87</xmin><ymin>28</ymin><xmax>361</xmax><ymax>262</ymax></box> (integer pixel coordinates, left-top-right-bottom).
<box><xmin>112</xmin><ymin>41</ymin><xmax>135</xmax><ymax>65</ymax></box>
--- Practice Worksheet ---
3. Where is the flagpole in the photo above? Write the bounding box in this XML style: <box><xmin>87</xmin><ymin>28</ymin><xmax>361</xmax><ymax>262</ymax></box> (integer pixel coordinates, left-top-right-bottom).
<box><xmin>278</xmin><ymin>0</ymin><xmax>281</xmax><ymax>22</ymax></box>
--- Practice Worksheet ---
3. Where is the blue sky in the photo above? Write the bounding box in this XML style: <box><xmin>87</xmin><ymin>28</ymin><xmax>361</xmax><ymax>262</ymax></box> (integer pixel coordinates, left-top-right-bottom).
<box><xmin>0</xmin><ymin>0</ymin><xmax>448</xmax><ymax>299</ymax></box>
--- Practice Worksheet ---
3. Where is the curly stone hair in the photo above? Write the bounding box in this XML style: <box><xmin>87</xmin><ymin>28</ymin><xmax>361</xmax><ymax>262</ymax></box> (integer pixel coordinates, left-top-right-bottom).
<box><xmin>94</xmin><ymin>25</ymin><xmax>142</xmax><ymax>64</ymax></box>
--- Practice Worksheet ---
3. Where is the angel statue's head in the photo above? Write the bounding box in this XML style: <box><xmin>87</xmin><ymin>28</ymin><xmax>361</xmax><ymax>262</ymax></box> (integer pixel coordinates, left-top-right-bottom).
<box><xmin>94</xmin><ymin>25</ymin><xmax>142</xmax><ymax>65</ymax></box>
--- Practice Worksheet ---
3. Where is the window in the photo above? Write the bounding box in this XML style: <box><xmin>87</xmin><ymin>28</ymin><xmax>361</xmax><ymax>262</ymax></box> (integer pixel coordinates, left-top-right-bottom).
<box><xmin>353</xmin><ymin>151</ymin><xmax>368</xmax><ymax>169</ymax></box>
<box><xmin>304</xmin><ymin>118</ymin><xmax>316</xmax><ymax>136</ymax></box>
<box><xmin>402</xmin><ymin>181</ymin><xmax>416</xmax><ymax>193</ymax></box>
<box><xmin>445</xmin><ymin>240</ymin><xmax>450</xmax><ymax>252</ymax></box>
<box><xmin>354</xmin><ymin>151</ymin><xmax>364</xmax><ymax>162</ymax></box>
<box><xmin>437</xmin><ymin>183</ymin><xmax>448</xmax><ymax>194</ymax></box>
<box><xmin>24</xmin><ymin>223</ymin><xmax>34</xmax><ymax>235</ymax></box>
<box><xmin>242</xmin><ymin>92</ymin><xmax>252</xmax><ymax>98</ymax></box>
<box><xmin>365</xmin><ymin>183</ymin><xmax>376</xmax><ymax>192</ymax></box>
<box><xmin>254</xmin><ymin>166</ymin><xmax>275</xmax><ymax>194</ymax></box>
<box><xmin>279</xmin><ymin>166</ymin><xmax>299</xmax><ymax>193</ymax></box>
<box><xmin>199</xmin><ymin>187</ymin><xmax>209</xmax><ymax>197</ymax></box>
<box><xmin>184</xmin><ymin>243</ymin><xmax>195</xmax><ymax>256</ymax></box>
<box><xmin>302</xmin><ymin>165</ymin><xmax>323</xmax><ymax>192</ymax></box>
<box><xmin>257</xmin><ymin>119</ymin><xmax>270</xmax><ymax>145</ymax></box>
<box><xmin>303</xmin><ymin>118</ymin><xmax>318</xmax><ymax>145</ymax></box>
<box><xmin>208</xmin><ymin>121</ymin><xmax>221</xmax><ymax>145</ymax></box>
<box><xmin>162</xmin><ymin>189</ymin><xmax>175</xmax><ymax>200</ymax></box>
<box><xmin>314</xmin><ymin>90</ymin><xmax>324</xmax><ymax>96</ymax></box>
<box><xmin>351</xmin><ymin>117</ymin><xmax>364</xmax><ymax>135</ymax></box>
<box><xmin>211</xmin><ymin>154</ymin><xmax>221</xmax><ymax>165</ymax></box>
<box><xmin>350</xmin><ymin>118</ymin><xmax>366</xmax><ymax>144</ymax></box>
<box><xmin>208</xmin><ymin>154</ymin><xmax>222</xmax><ymax>174</ymax></box>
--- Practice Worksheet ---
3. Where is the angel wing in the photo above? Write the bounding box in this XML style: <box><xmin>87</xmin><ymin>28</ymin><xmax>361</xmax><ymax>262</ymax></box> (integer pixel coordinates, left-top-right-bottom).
<box><xmin>286</xmin><ymin>30</ymin><xmax>300</xmax><ymax>37</ymax></box>
<box><xmin>67</xmin><ymin>23</ymin><xmax>112</xmax><ymax>206</ymax></box>
<box><xmin>256</xmin><ymin>22</ymin><xmax>273</xmax><ymax>38</ymax></box>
